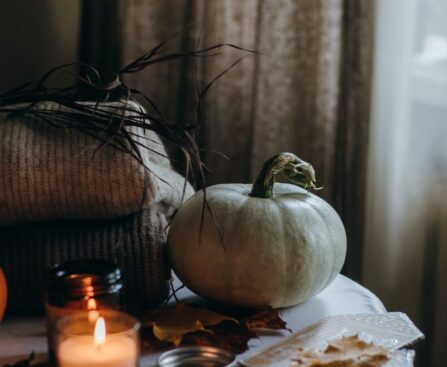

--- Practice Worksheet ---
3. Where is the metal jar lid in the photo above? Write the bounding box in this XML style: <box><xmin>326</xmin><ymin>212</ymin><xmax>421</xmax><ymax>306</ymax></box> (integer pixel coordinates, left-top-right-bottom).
<box><xmin>158</xmin><ymin>346</ymin><xmax>236</xmax><ymax>367</ymax></box>
<box><xmin>47</xmin><ymin>259</ymin><xmax>122</xmax><ymax>297</ymax></box>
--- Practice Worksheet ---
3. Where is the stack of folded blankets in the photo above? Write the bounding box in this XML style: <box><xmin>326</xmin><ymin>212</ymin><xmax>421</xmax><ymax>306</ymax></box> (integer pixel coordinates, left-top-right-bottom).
<box><xmin>0</xmin><ymin>101</ymin><xmax>194</xmax><ymax>312</ymax></box>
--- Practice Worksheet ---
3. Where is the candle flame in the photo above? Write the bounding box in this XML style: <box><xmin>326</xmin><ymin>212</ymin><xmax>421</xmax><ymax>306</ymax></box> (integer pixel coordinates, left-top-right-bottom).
<box><xmin>87</xmin><ymin>298</ymin><xmax>97</xmax><ymax>310</ymax></box>
<box><xmin>94</xmin><ymin>317</ymin><xmax>106</xmax><ymax>347</ymax></box>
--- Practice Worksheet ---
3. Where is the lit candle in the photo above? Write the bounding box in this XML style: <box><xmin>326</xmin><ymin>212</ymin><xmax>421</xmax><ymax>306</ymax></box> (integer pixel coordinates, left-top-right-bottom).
<box><xmin>58</xmin><ymin>315</ymin><xmax>139</xmax><ymax>367</ymax></box>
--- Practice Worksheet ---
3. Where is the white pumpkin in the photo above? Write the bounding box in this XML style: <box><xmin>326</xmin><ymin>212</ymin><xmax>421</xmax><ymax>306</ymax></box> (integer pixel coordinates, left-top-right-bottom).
<box><xmin>168</xmin><ymin>153</ymin><xmax>346</xmax><ymax>308</ymax></box>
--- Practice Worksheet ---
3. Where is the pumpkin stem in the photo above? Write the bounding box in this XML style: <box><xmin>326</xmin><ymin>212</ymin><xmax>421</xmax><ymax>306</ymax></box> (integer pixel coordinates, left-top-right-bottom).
<box><xmin>249</xmin><ymin>152</ymin><xmax>321</xmax><ymax>198</ymax></box>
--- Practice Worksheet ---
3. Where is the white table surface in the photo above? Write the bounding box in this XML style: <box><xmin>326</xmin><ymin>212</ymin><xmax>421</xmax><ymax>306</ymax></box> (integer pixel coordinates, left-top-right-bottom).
<box><xmin>0</xmin><ymin>274</ymin><xmax>386</xmax><ymax>366</ymax></box>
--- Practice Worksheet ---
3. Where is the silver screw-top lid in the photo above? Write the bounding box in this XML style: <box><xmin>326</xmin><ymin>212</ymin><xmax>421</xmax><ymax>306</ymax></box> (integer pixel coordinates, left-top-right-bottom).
<box><xmin>158</xmin><ymin>346</ymin><xmax>236</xmax><ymax>367</ymax></box>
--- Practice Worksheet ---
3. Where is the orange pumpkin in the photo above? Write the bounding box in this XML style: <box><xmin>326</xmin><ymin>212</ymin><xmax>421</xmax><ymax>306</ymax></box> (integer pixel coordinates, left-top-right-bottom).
<box><xmin>0</xmin><ymin>267</ymin><xmax>7</xmax><ymax>320</ymax></box>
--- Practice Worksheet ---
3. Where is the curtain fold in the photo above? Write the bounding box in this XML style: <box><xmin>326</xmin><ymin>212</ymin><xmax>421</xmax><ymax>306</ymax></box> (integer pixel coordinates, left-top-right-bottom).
<box><xmin>333</xmin><ymin>0</ymin><xmax>375</xmax><ymax>279</ymax></box>
<box><xmin>365</xmin><ymin>0</ymin><xmax>447</xmax><ymax>365</ymax></box>
<box><xmin>79</xmin><ymin>0</ymin><xmax>121</xmax><ymax>78</ymax></box>
<box><xmin>80</xmin><ymin>0</ymin><xmax>375</xmax><ymax>281</ymax></box>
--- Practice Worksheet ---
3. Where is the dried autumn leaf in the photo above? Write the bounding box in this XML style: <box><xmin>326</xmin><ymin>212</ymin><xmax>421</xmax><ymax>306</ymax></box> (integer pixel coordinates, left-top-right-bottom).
<box><xmin>142</xmin><ymin>302</ymin><xmax>238</xmax><ymax>346</ymax></box>
<box><xmin>183</xmin><ymin>321</ymin><xmax>258</xmax><ymax>354</ymax></box>
<box><xmin>244</xmin><ymin>308</ymin><xmax>291</xmax><ymax>331</ymax></box>
<box><xmin>140</xmin><ymin>303</ymin><xmax>290</xmax><ymax>354</ymax></box>
<box><xmin>152</xmin><ymin>320</ymin><xmax>211</xmax><ymax>347</ymax></box>
<box><xmin>141</xmin><ymin>320</ymin><xmax>258</xmax><ymax>354</ymax></box>
<box><xmin>140</xmin><ymin>327</ymin><xmax>172</xmax><ymax>353</ymax></box>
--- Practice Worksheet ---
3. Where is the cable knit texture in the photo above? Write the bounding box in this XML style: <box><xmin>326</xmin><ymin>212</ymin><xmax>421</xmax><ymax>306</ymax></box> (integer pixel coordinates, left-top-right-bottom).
<box><xmin>0</xmin><ymin>208</ymin><xmax>170</xmax><ymax>312</ymax></box>
<box><xmin>0</xmin><ymin>100</ymin><xmax>194</xmax><ymax>226</ymax></box>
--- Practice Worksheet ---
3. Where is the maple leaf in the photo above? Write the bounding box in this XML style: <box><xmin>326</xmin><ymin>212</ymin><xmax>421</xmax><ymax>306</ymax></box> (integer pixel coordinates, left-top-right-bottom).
<box><xmin>142</xmin><ymin>302</ymin><xmax>238</xmax><ymax>346</ymax></box>
<box><xmin>183</xmin><ymin>321</ymin><xmax>258</xmax><ymax>354</ymax></box>
<box><xmin>244</xmin><ymin>308</ymin><xmax>291</xmax><ymax>332</ymax></box>
<box><xmin>140</xmin><ymin>302</ymin><xmax>290</xmax><ymax>354</ymax></box>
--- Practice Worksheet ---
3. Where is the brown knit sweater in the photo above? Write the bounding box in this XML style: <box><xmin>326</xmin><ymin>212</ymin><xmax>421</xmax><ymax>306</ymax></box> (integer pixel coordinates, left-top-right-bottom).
<box><xmin>0</xmin><ymin>100</ymin><xmax>194</xmax><ymax>226</ymax></box>
<box><xmin>0</xmin><ymin>208</ymin><xmax>170</xmax><ymax>312</ymax></box>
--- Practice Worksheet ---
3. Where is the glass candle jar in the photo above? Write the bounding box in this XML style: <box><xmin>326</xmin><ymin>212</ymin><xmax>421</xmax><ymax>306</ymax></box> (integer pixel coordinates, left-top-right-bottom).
<box><xmin>55</xmin><ymin>310</ymin><xmax>140</xmax><ymax>367</ymax></box>
<box><xmin>45</xmin><ymin>259</ymin><xmax>123</xmax><ymax>362</ymax></box>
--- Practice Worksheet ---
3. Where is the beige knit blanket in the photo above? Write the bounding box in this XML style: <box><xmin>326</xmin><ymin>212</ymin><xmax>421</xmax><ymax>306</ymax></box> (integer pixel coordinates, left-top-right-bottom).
<box><xmin>0</xmin><ymin>101</ymin><xmax>194</xmax><ymax>226</ymax></box>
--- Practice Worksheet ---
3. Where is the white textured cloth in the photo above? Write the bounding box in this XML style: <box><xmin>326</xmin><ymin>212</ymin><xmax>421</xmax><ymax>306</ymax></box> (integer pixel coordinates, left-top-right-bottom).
<box><xmin>0</xmin><ymin>101</ymin><xmax>194</xmax><ymax>226</ymax></box>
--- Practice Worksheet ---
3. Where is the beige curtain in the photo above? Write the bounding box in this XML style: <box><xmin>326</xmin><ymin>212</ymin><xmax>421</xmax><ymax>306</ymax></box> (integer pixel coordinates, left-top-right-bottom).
<box><xmin>365</xmin><ymin>0</ymin><xmax>447</xmax><ymax>365</ymax></box>
<box><xmin>81</xmin><ymin>0</ymin><xmax>375</xmax><ymax>281</ymax></box>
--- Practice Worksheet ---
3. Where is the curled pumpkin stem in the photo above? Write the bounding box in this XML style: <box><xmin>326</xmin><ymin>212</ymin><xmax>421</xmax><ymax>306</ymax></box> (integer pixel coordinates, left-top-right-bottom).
<box><xmin>250</xmin><ymin>152</ymin><xmax>322</xmax><ymax>199</ymax></box>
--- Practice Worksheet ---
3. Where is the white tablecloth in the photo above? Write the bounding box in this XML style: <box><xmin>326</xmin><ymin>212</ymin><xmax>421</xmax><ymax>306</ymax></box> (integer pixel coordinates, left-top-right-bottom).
<box><xmin>0</xmin><ymin>275</ymin><xmax>386</xmax><ymax>366</ymax></box>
